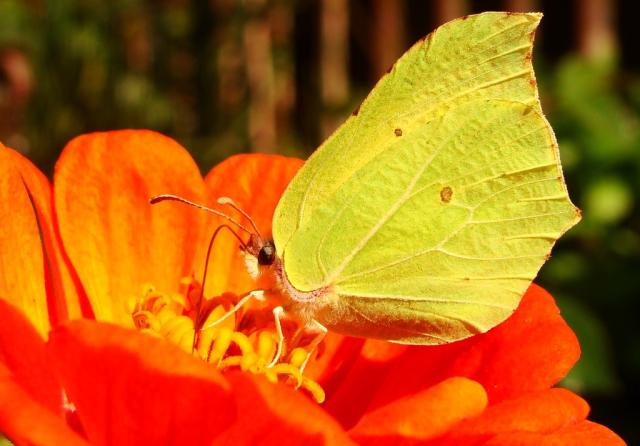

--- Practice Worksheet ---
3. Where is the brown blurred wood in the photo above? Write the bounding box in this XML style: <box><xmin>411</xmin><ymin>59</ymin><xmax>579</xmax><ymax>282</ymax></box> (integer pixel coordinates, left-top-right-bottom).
<box><xmin>244</xmin><ymin>18</ymin><xmax>277</xmax><ymax>153</ymax></box>
<box><xmin>270</xmin><ymin>2</ymin><xmax>295</xmax><ymax>149</ymax></box>
<box><xmin>121</xmin><ymin>7</ymin><xmax>152</xmax><ymax>71</ymax></box>
<box><xmin>577</xmin><ymin>0</ymin><xmax>617</xmax><ymax>60</ymax></box>
<box><xmin>212</xmin><ymin>0</ymin><xmax>248</xmax><ymax>156</ymax></box>
<box><xmin>0</xmin><ymin>49</ymin><xmax>33</xmax><ymax>154</ymax></box>
<box><xmin>241</xmin><ymin>0</ymin><xmax>278</xmax><ymax>153</ymax></box>
<box><xmin>371</xmin><ymin>0</ymin><xmax>405</xmax><ymax>79</ymax></box>
<box><xmin>504</xmin><ymin>0</ymin><xmax>539</xmax><ymax>12</ymax></box>
<box><xmin>320</xmin><ymin>0</ymin><xmax>350</xmax><ymax>138</ymax></box>
<box><xmin>433</xmin><ymin>0</ymin><xmax>467</xmax><ymax>24</ymax></box>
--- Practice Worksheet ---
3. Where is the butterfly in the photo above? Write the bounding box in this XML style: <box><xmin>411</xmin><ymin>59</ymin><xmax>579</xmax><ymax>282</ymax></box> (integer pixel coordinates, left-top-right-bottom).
<box><xmin>154</xmin><ymin>12</ymin><xmax>580</xmax><ymax>360</ymax></box>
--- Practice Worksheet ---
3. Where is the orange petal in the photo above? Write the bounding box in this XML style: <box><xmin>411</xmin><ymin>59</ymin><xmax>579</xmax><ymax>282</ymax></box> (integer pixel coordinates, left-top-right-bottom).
<box><xmin>5</xmin><ymin>143</ymin><xmax>88</xmax><ymax>326</ymax></box>
<box><xmin>434</xmin><ymin>389</ymin><xmax>625</xmax><ymax>446</ymax></box>
<box><xmin>410</xmin><ymin>285</ymin><xmax>576</xmax><ymax>401</ymax></box>
<box><xmin>0</xmin><ymin>363</ymin><xmax>89</xmax><ymax>446</ymax></box>
<box><xmin>325</xmin><ymin>285</ymin><xmax>580</xmax><ymax>427</ymax></box>
<box><xmin>48</xmin><ymin>320</ymin><xmax>235</xmax><ymax>446</ymax></box>
<box><xmin>455</xmin><ymin>284</ymin><xmax>581</xmax><ymax>403</ymax></box>
<box><xmin>304</xmin><ymin>332</ymin><xmax>364</xmax><ymax>385</ymax></box>
<box><xmin>349</xmin><ymin>377</ymin><xmax>487</xmax><ymax>445</ymax></box>
<box><xmin>481</xmin><ymin>421</ymin><xmax>626</xmax><ymax>446</ymax></box>
<box><xmin>202</xmin><ymin>153</ymin><xmax>303</xmax><ymax>297</ymax></box>
<box><xmin>54</xmin><ymin>130</ymin><xmax>207</xmax><ymax>325</ymax></box>
<box><xmin>0</xmin><ymin>144</ymin><xmax>51</xmax><ymax>335</ymax></box>
<box><xmin>0</xmin><ymin>300</ymin><xmax>62</xmax><ymax>414</ymax></box>
<box><xmin>214</xmin><ymin>371</ymin><xmax>355</xmax><ymax>445</ymax></box>
<box><xmin>434</xmin><ymin>388</ymin><xmax>588</xmax><ymax>445</ymax></box>
<box><xmin>324</xmin><ymin>345</ymin><xmax>396</xmax><ymax>428</ymax></box>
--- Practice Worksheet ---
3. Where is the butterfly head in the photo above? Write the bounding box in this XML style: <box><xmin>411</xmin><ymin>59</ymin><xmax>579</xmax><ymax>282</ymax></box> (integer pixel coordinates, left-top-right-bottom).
<box><xmin>149</xmin><ymin>194</ymin><xmax>279</xmax><ymax>276</ymax></box>
<box><xmin>257</xmin><ymin>239</ymin><xmax>276</xmax><ymax>266</ymax></box>
<box><xmin>242</xmin><ymin>234</ymin><xmax>277</xmax><ymax>279</ymax></box>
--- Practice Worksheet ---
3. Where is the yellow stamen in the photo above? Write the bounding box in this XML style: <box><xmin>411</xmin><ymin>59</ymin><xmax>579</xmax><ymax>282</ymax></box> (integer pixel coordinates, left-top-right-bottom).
<box><xmin>257</xmin><ymin>330</ymin><xmax>277</xmax><ymax>360</ymax></box>
<box><xmin>208</xmin><ymin>327</ymin><xmax>234</xmax><ymax>364</ymax></box>
<box><xmin>218</xmin><ymin>355</ymin><xmax>243</xmax><ymax>369</ymax></box>
<box><xmin>301</xmin><ymin>378</ymin><xmax>326</xmax><ymax>404</ymax></box>
<box><xmin>268</xmin><ymin>363</ymin><xmax>303</xmax><ymax>387</ymax></box>
<box><xmin>289</xmin><ymin>347</ymin><xmax>310</xmax><ymax>369</ymax></box>
<box><xmin>130</xmin><ymin>278</ymin><xmax>326</xmax><ymax>403</ymax></box>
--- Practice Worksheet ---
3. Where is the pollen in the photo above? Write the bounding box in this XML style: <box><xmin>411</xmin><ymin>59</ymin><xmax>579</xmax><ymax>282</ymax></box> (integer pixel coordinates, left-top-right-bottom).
<box><xmin>128</xmin><ymin>278</ymin><xmax>325</xmax><ymax>403</ymax></box>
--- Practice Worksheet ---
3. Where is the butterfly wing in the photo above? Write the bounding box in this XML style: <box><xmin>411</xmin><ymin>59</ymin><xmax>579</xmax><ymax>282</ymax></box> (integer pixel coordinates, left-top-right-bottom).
<box><xmin>272</xmin><ymin>12</ymin><xmax>580</xmax><ymax>344</ymax></box>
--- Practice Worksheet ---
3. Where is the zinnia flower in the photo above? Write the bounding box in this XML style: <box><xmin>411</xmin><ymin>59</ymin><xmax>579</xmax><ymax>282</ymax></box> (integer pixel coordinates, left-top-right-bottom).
<box><xmin>0</xmin><ymin>130</ymin><xmax>626</xmax><ymax>445</ymax></box>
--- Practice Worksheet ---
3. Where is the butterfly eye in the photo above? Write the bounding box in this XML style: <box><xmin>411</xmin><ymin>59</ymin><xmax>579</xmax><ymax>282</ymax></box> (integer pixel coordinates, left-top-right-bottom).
<box><xmin>258</xmin><ymin>240</ymin><xmax>276</xmax><ymax>266</ymax></box>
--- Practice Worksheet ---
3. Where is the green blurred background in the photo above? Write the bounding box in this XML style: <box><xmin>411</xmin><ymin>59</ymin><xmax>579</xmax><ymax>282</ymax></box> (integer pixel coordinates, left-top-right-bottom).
<box><xmin>0</xmin><ymin>0</ymin><xmax>637</xmax><ymax>442</ymax></box>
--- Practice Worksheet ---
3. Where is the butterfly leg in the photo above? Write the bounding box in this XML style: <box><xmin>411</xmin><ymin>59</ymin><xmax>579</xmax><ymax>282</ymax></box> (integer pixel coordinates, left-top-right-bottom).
<box><xmin>267</xmin><ymin>306</ymin><xmax>286</xmax><ymax>368</ymax></box>
<box><xmin>296</xmin><ymin>320</ymin><xmax>328</xmax><ymax>374</ymax></box>
<box><xmin>201</xmin><ymin>289</ymin><xmax>265</xmax><ymax>330</ymax></box>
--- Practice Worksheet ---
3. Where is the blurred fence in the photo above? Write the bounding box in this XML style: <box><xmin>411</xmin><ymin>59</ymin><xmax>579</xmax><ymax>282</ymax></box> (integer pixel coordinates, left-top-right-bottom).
<box><xmin>0</xmin><ymin>0</ymin><xmax>638</xmax><ymax>442</ymax></box>
<box><xmin>0</xmin><ymin>0</ymin><xmax>631</xmax><ymax>170</ymax></box>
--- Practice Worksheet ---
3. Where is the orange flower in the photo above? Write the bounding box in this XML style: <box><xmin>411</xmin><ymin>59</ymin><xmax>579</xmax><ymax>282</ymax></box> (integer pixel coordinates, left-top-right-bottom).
<box><xmin>0</xmin><ymin>130</ymin><xmax>626</xmax><ymax>445</ymax></box>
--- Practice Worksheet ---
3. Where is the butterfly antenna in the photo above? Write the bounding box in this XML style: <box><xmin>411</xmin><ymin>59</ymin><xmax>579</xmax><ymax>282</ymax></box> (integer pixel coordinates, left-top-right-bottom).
<box><xmin>217</xmin><ymin>196</ymin><xmax>263</xmax><ymax>239</ymax></box>
<box><xmin>192</xmin><ymin>225</ymin><xmax>247</xmax><ymax>350</ymax></box>
<box><xmin>150</xmin><ymin>194</ymin><xmax>253</xmax><ymax>235</ymax></box>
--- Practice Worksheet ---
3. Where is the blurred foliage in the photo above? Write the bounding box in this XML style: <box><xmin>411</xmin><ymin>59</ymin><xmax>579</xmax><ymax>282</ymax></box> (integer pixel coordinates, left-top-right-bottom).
<box><xmin>537</xmin><ymin>54</ymin><xmax>640</xmax><ymax>435</ymax></box>
<box><xmin>0</xmin><ymin>0</ymin><xmax>638</xmax><ymax>442</ymax></box>
<box><xmin>0</xmin><ymin>0</ymin><xmax>292</xmax><ymax>175</ymax></box>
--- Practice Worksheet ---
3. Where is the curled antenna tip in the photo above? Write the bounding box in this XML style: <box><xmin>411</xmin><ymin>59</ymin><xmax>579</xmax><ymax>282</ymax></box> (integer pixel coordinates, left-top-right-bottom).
<box><xmin>217</xmin><ymin>196</ymin><xmax>233</xmax><ymax>205</ymax></box>
<box><xmin>149</xmin><ymin>194</ymin><xmax>177</xmax><ymax>205</ymax></box>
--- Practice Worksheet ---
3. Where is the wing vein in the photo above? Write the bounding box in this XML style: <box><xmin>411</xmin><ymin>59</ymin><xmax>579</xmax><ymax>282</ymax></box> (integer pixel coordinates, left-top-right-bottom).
<box><xmin>333</xmin><ymin>177</ymin><xmax>562</xmax><ymax>284</ymax></box>
<box><xmin>342</xmin><ymin>293</ymin><xmax>514</xmax><ymax>309</ymax></box>
<box><xmin>325</xmin><ymin>112</ymin><xmax>477</xmax><ymax>283</ymax></box>
<box><xmin>471</xmin><ymin>210</ymin><xmax>571</xmax><ymax>225</ymax></box>
<box><xmin>405</xmin><ymin>124</ymin><xmax>551</xmax><ymax>202</ymax></box>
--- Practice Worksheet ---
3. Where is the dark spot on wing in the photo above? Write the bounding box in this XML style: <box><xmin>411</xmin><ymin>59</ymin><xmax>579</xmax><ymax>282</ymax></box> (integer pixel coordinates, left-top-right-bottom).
<box><xmin>352</xmin><ymin>103</ymin><xmax>361</xmax><ymax>116</ymax></box>
<box><xmin>440</xmin><ymin>186</ymin><xmax>453</xmax><ymax>203</ymax></box>
<box><xmin>394</xmin><ymin>128</ymin><xmax>402</xmax><ymax>137</ymax></box>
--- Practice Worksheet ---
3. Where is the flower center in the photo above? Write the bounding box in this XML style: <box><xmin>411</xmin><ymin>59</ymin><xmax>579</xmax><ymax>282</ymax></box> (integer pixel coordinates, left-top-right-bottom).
<box><xmin>127</xmin><ymin>277</ymin><xmax>325</xmax><ymax>403</ymax></box>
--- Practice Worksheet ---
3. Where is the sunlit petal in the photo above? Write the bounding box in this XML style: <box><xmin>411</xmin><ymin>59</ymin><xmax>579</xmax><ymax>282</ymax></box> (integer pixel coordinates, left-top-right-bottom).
<box><xmin>54</xmin><ymin>130</ymin><xmax>207</xmax><ymax>325</ymax></box>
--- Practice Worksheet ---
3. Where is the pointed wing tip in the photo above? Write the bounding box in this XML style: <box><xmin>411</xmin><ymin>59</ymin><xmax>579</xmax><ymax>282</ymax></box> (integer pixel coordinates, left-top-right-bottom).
<box><xmin>559</xmin><ymin>204</ymin><xmax>583</xmax><ymax>237</ymax></box>
<box><xmin>572</xmin><ymin>204</ymin><xmax>583</xmax><ymax>226</ymax></box>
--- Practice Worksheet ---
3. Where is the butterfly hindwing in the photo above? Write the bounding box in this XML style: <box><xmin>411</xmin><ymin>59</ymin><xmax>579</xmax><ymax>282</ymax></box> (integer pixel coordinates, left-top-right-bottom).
<box><xmin>272</xmin><ymin>12</ymin><xmax>580</xmax><ymax>344</ymax></box>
